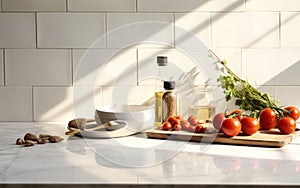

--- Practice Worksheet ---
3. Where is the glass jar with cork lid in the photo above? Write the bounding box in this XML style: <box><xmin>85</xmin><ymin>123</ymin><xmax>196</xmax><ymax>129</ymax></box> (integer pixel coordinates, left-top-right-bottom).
<box><xmin>162</xmin><ymin>81</ymin><xmax>177</xmax><ymax>122</ymax></box>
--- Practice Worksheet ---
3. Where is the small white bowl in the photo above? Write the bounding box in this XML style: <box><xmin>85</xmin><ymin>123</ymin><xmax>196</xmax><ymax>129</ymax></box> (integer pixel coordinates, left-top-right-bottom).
<box><xmin>95</xmin><ymin>105</ymin><xmax>154</xmax><ymax>131</ymax></box>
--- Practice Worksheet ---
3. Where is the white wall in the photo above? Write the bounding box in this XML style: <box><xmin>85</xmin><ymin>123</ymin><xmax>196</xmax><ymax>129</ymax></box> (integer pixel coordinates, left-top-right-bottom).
<box><xmin>0</xmin><ymin>0</ymin><xmax>299</xmax><ymax>121</ymax></box>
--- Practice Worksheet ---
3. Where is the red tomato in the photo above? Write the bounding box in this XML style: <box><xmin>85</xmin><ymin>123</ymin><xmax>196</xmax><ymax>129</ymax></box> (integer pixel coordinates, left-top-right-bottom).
<box><xmin>162</xmin><ymin>122</ymin><xmax>172</xmax><ymax>131</ymax></box>
<box><xmin>174</xmin><ymin>116</ymin><xmax>183</xmax><ymax>120</ymax></box>
<box><xmin>187</xmin><ymin>115</ymin><xmax>199</xmax><ymax>126</ymax></box>
<box><xmin>284</xmin><ymin>106</ymin><xmax>300</xmax><ymax>121</ymax></box>
<box><xmin>213</xmin><ymin>112</ymin><xmax>226</xmax><ymax>131</ymax></box>
<box><xmin>180</xmin><ymin>120</ymin><xmax>190</xmax><ymax>130</ymax></box>
<box><xmin>241</xmin><ymin>117</ymin><xmax>260</xmax><ymax>136</ymax></box>
<box><xmin>167</xmin><ymin>116</ymin><xmax>180</xmax><ymax>127</ymax></box>
<box><xmin>174</xmin><ymin>124</ymin><xmax>182</xmax><ymax>131</ymax></box>
<box><xmin>221</xmin><ymin>118</ymin><xmax>241</xmax><ymax>137</ymax></box>
<box><xmin>277</xmin><ymin>117</ymin><xmax>296</xmax><ymax>134</ymax></box>
<box><xmin>259</xmin><ymin>108</ymin><xmax>277</xmax><ymax>130</ymax></box>
<box><xmin>195</xmin><ymin>124</ymin><xmax>203</xmax><ymax>133</ymax></box>
<box><xmin>230</xmin><ymin>109</ymin><xmax>243</xmax><ymax>121</ymax></box>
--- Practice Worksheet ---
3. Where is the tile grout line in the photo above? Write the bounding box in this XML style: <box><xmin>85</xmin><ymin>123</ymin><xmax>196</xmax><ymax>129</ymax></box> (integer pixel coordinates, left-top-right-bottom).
<box><xmin>32</xmin><ymin>86</ymin><xmax>35</xmax><ymax>122</ymax></box>
<box><xmin>136</xmin><ymin>48</ymin><xmax>139</xmax><ymax>86</ymax></box>
<box><xmin>105</xmin><ymin>12</ymin><xmax>108</xmax><ymax>48</ymax></box>
<box><xmin>209</xmin><ymin>12</ymin><xmax>212</xmax><ymax>48</ymax></box>
<box><xmin>173</xmin><ymin>12</ymin><xmax>175</xmax><ymax>48</ymax></box>
<box><xmin>66</xmin><ymin>0</ymin><xmax>68</xmax><ymax>12</ymax></box>
<box><xmin>2</xmin><ymin>49</ymin><xmax>5</xmax><ymax>86</ymax></box>
<box><xmin>35</xmin><ymin>12</ymin><xmax>38</xmax><ymax>48</ymax></box>
<box><xmin>209</xmin><ymin>12</ymin><xmax>213</xmax><ymax>49</ymax></box>
<box><xmin>70</xmin><ymin>49</ymin><xmax>74</xmax><ymax>86</ymax></box>
<box><xmin>135</xmin><ymin>0</ymin><xmax>138</xmax><ymax>12</ymax></box>
<box><xmin>279</xmin><ymin>11</ymin><xmax>281</xmax><ymax>48</ymax></box>
<box><xmin>240</xmin><ymin>48</ymin><xmax>243</xmax><ymax>78</ymax></box>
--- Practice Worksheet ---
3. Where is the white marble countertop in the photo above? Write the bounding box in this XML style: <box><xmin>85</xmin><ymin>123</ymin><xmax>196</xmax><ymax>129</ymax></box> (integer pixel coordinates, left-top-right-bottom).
<box><xmin>2</xmin><ymin>122</ymin><xmax>300</xmax><ymax>185</ymax></box>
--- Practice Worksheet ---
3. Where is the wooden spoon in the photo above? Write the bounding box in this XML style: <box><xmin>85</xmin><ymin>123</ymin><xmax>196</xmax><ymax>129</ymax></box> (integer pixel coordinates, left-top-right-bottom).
<box><xmin>68</xmin><ymin>118</ymin><xmax>95</xmax><ymax>130</ymax></box>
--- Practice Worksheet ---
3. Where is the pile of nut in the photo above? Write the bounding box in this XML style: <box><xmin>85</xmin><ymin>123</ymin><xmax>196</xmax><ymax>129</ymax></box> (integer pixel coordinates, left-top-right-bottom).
<box><xmin>16</xmin><ymin>133</ymin><xmax>64</xmax><ymax>147</ymax></box>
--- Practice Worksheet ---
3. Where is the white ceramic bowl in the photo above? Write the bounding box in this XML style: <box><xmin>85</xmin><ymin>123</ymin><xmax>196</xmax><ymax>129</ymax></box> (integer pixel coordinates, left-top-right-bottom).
<box><xmin>95</xmin><ymin>105</ymin><xmax>154</xmax><ymax>131</ymax></box>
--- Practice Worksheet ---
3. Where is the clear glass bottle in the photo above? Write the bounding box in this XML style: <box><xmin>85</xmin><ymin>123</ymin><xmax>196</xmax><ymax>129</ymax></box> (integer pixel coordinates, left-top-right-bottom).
<box><xmin>162</xmin><ymin>81</ymin><xmax>177</xmax><ymax>122</ymax></box>
<box><xmin>155</xmin><ymin>56</ymin><xmax>168</xmax><ymax>126</ymax></box>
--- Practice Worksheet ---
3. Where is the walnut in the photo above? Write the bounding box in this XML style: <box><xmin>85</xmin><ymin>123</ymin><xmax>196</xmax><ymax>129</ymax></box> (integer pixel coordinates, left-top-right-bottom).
<box><xmin>24</xmin><ymin>133</ymin><xmax>38</xmax><ymax>142</ymax></box>
<box><xmin>24</xmin><ymin>140</ymin><xmax>35</xmax><ymax>147</ymax></box>
<box><xmin>49</xmin><ymin>136</ymin><xmax>64</xmax><ymax>143</ymax></box>
<box><xmin>16</xmin><ymin>138</ymin><xmax>25</xmax><ymax>145</ymax></box>
<box><xmin>37</xmin><ymin>138</ymin><xmax>47</xmax><ymax>144</ymax></box>
<box><xmin>39</xmin><ymin>134</ymin><xmax>52</xmax><ymax>140</ymax></box>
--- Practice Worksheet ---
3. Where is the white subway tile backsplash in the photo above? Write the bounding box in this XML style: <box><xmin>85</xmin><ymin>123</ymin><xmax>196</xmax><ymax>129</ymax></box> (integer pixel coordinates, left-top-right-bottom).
<box><xmin>0</xmin><ymin>13</ymin><xmax>35</xmax><ymax>48</ymax></box>
<box><xmin>0</xmin><ymin>87</ymin><xmax>32</xmax><ymax>121</ymax></box>
<box><xmin>5</xmin><ymin>49</ymin><xmax>71</xmax><ymax>86</ymax></box>
<box><xmin>246</xmin><ymin>0</ymin><xmax>300</xmax><ymax>11</ymax></box>
<box><xmin>275</xmin><ymin>86</ymin><xmax>300</xmax><ymax>108</ymax></box>
<box><xmin>33</xmin><ymin>87</ymin><xmax>102</xmax><ymax>121</ymax></box>
<box><xmin>242</xmin><ymin>49</ymin><xmax>300</xmax><ymax>85</ymax></box>
<box><xmin>212</xmin><ymin>13</ymin><xmax>279</xmax><ymax>48</ymax></box>
<box><xmin>175</xmin><ymin>13</ymin><xmax>210</xmax><ymax>48</ymax></box>
<box><xmin>281</xmin><ymin>12</ymin><xmax>300</xmax><ymax>48</ymax></box>
<box><xmin>2</xmin><ymin>0</ymin><xmax>66</xmax><ymax>12</ymax></box>
<box><xmin>138</xmin><ymin>0</ymin><xmax>244</xmax><ymax>12</ymax></box>
<box><xmin>68</xmin><ymin>0</ymin><xmax>136</xmax><ymax>12</ymax></box>
<box><xmin>0</xmin><ymin>0</ymin><xmax>299</xmax><ymax>122</ymax></box>
<box><xmin>107</xmin><ymin>13</ymin><xmax>174</xmax><ymax>48</ymax></box>
<box><xmin>73</xmin><ymin>49</ymin><xmax>137</xmax><ymax>86</ymax></box>
<box><xmin>37</xmin><ymin>13</ymin><xmax>105</xmax><ymax>48</ymax></box>
<box><xmin>0</xmin><ymin>49</ymin><xmax>3</xmax><ymax>86</ymax></box>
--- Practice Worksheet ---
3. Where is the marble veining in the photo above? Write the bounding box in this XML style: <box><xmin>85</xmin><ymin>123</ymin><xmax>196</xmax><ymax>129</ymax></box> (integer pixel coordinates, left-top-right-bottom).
<box><xmin>1</xmin><ymin>122</ymin><xmax>300</xmax><ymax>184</ymax></box>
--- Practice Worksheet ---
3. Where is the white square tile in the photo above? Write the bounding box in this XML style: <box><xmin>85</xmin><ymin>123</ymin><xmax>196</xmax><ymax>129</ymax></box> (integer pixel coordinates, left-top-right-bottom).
<box><xmin>0</xmin><ymin>87</ymin><xmax>32</xmax><ymax>121</ymax></box>
<box><xmin>107</xmin><ymin>13</ymin><xmax>174</xmax><ymax>48</ymax></box>
<box><xmin>246</xmin><ymin>0</ymin><xmax>300</xmax><ymax>11</ymax></box>
<box><xmin>73</xmin><ymin>49</ymin><xmax>137</xmax><ymax>86</ymax></box>
<box><xmin>68</xmin><ymin>0</ymin><xmax>136</xmax><ymax>12</ymax></box>
<box><xmin>281</xmin><ymin>12</ymin><xmax>300</xmax><ymax>47</ymax></box>
<box><xmin>175</xmin><ymin>13</ymin><xmax>210</xmax><ymax>48</ymax></box>
<box><xmin>33</xmin><ymin>87</ymin><xmax>102</xmax><ymax>122</ymax></box>
<box><xmin>212</xmin><ymin>12</ymin><xmax>279</xmax><ymax>48</ymax></box>
<box><xmin>137</xmin><ymin>0</ymin><xmax>244</xmax><ymax>12</ymax></box>
<box><xmin>5</xmin><ymin>49</ymin><xmax>71</xmax><ymax>86</ymax></box>
<box><xmin>0</xmin><ymin>49</ymin><xmax>3</xmax><ymax>86</ymax></box>
<box><xmin>242</xmin><ymin>49</ymin><xmax>300</xmax><ymax>85</ymax></box>
<box><xmin>102</xmin><ymin>85</ymin><xmax>155</xmax><ymax>105</ymax></box>
<box><xmin>37</xmin><ymin>13</ymin><xmax>105</xmax><ymax>48</ymax></box>
<box><xmin>275</xmin><ymin>86</ymin><xmax>300</xmax><ymax>109</ymax></box>
<box><xmin>2</xmin><ymin>0</ymin><xmax>66</xmax><ymax>11</ymax></box>
<box><xmin>0</xmin><ymin>13</ymin><xmax>35</xmax><ymax>48</ymax></box>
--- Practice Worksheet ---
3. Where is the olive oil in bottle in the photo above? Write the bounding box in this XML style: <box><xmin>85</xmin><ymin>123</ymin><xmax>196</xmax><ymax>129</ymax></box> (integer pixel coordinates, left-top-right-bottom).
<box><xmin>155</xmin><ymin>91</ymin><xmax>163</xmax><ymax>126</ymax></box>
<box><xmin>154</xmin><ymin>56</ymin><xmax>168</xmax><ymax>126</ymax></box>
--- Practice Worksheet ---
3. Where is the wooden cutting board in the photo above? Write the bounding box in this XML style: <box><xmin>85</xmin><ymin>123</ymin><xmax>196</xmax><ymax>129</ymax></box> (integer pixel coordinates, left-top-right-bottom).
<box><xmin>145</xmin><ymin>125</ymin><xmax>300</xmax><ymax>147</ymax></box>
